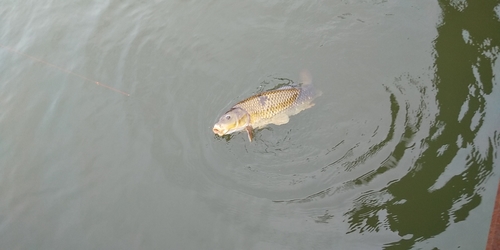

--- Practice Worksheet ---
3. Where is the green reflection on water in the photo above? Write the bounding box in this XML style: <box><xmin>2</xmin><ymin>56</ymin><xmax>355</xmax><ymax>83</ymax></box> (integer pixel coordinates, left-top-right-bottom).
<box><xmin>345</xmin><ymin>0</ymin><xmax>500</xmax><ymax>248</ymax></box>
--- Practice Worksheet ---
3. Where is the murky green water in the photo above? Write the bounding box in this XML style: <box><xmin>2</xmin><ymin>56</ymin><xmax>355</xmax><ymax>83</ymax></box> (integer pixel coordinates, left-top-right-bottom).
<box><xmin>0</xmin><ymin>0</ymin><xmax>498</xmax><ymax>249</ymax></box>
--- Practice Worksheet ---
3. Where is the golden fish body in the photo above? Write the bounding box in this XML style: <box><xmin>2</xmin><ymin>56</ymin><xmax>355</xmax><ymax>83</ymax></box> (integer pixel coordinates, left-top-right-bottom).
<box><xmin>213</xmin><ymin>73</ymin><xmax>320</xmax><ymax>141</ymax></box>
<box><xmin>234</xmin><ymin>87</ymin><xmax>301</xmax><ymax>128</ymax></box>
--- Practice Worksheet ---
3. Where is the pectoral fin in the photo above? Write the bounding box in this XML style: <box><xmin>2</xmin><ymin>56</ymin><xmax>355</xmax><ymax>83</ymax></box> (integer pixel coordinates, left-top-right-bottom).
<box><xmin>270</xmin><ymin>113</ymin><xmax>290</xmax><ymax>125</ymax></box>
<box><xmin>245</xmin><ymin>126</ymin><xmax>254</xmax><ymax>142</ymax></box>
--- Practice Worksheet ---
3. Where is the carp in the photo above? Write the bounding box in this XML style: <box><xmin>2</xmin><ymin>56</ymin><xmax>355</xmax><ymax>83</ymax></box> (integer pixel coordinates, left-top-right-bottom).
<box><xmin>213</xmin><ymin>71</ymin><xmax>321</xmax><ymax>141</ymax></box>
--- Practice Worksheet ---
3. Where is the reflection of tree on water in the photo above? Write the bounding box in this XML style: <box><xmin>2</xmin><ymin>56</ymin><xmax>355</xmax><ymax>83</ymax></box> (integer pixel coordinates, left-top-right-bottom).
<box><xmin>345</xmin><ymin>0</ymin><xmax>500</xmax><ymax>248</ymax></box>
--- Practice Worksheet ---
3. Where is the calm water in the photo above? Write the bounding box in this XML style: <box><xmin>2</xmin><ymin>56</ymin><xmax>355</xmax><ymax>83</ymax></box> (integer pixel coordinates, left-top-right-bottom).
<box><xmin>0</xmin><ymin>0</ymin><xmax>499</xmax><ymax>249</ymax></box>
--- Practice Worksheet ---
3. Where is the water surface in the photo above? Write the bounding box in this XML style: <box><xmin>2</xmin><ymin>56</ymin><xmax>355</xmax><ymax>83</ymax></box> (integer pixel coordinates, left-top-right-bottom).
<box><xmin>0</xmin><ymin>0</ymin><xmax>498</xmax><ymax>249</ymax></box>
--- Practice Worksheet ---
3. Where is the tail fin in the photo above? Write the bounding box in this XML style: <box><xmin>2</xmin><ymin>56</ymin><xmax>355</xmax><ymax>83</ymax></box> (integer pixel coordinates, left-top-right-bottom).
<box><xmin>300</xmin><ymin>70</ymin><xmax>312</xmax><ymax>86</ymax></box>
<box><xmin>298</xmin><ymin>70</ymin><xmax>322</xmax><ymax>101</ymax></box>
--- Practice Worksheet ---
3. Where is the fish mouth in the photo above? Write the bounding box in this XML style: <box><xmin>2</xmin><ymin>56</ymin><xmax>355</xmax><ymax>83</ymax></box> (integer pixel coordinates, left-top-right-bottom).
<box><xmin>212</xmin><ymin>125</ymin><xmax>226</xmax><ymax>136</ymax></box>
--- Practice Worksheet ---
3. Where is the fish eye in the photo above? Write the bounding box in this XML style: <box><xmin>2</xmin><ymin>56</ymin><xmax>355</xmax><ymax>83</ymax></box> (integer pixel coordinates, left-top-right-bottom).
<box><xmin>225</xmin><ymin>115</ymin><xmax>231</xmax><ymax>120</ymax></box>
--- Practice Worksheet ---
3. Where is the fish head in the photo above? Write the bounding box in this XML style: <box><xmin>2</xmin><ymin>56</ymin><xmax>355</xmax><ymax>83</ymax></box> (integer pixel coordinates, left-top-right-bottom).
<box><xmin>213</xmin><ymin>107</ymin><xmax>249</xmax><ymax>136</ymax></box>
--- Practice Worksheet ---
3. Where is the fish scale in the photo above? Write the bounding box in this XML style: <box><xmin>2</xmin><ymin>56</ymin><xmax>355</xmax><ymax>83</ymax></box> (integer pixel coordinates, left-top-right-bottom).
<box><xmin>234</xmin><ymin>88</ymin><xmax>299</xmax><ymax>122</ymax></box>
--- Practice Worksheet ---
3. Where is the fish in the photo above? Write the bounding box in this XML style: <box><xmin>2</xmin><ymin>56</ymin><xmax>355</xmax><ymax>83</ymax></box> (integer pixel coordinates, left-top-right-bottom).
<box><xmin>213</xmin><ymin>71</ymin><xmax>321</xmax><ymax>142</ymax></box>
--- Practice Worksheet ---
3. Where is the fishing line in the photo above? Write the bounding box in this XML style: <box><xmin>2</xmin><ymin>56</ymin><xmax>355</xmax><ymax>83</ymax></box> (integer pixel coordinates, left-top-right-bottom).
<box><xmin>0</xmin><ymin>43</ymin><xmax>130</xmax><ymax>96</ymax></box>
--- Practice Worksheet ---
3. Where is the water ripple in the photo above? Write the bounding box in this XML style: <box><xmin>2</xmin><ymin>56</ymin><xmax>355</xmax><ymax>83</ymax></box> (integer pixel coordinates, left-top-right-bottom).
<box><xmin>192</xmin><ymin>72</ymin><xmax>439</xmax><ymax>207</ymax></box>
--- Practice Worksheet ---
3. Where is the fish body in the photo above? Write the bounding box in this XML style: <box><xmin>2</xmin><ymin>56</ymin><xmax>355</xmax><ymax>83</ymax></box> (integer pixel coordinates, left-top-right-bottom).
<box><xmin>213</xmin><ymin>72</ymin><xmax>321</xmax><ymax>141</ymax></box>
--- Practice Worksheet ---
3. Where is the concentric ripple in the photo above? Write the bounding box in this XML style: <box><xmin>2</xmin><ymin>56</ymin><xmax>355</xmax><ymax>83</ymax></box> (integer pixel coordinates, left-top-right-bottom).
<box><xmin>196</xmin><ymin>74</ymin><xmax>438</xmax><ymax>203</ymax></box>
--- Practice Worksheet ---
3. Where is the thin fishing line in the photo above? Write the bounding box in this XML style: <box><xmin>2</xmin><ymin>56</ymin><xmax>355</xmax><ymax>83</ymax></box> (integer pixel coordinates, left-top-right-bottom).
<box><xmin>0</xmin><ymin>43</ymin><xmax>130</xmax><ymax>96</ymax></box>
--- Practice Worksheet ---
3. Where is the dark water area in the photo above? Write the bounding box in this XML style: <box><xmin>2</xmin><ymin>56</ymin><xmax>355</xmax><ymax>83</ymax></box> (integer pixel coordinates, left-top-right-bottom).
<box><xmin>0</xmin><ymin>0</ymin><xmax>498</xmax><ymax>249</ymax></box>
<box><xmin>344</xmin><ymin>0</ymin><xmax>500</xmax><ymax>248</ymax></box>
